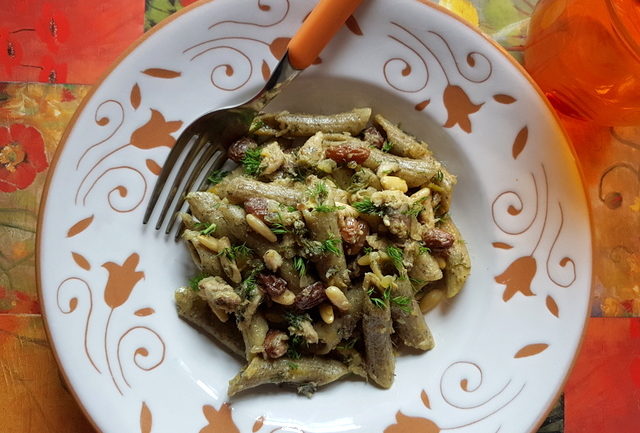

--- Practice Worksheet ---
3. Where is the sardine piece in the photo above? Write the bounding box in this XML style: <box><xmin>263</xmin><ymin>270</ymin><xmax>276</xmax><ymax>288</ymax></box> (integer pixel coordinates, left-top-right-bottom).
<box><xmin>362</xmin><ymin>288</ymin><xmax>395</xmax><ymax>389</ymax></box>
<box><xmin>174</xmin><ymin>287</ymin><xmax>244</xmax><ymax>358</ymax></box>
<box><xmin>227</xmin><ymin>356</ymin><xmax>351</xmax><ymax>396</ymax></box>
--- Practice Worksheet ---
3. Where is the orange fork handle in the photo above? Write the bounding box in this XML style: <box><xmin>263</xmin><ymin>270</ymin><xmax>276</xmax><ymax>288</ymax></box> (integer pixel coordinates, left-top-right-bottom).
<box><xmin>287</xmin><ymin>0</ymin><xmax>364</xmax><ymax>70</ymax></box>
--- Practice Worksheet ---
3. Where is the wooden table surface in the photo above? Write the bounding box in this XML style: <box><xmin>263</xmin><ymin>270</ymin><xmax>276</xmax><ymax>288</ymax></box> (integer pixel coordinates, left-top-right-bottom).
<box><xmin>1</xmin><ymin>1</ymin><xmax>638</xmax><ymax>432</ymax></box>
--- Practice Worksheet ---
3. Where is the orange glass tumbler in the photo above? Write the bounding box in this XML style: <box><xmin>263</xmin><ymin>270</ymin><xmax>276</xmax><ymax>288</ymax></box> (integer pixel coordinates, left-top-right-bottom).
<box><xmin>524</xmin><ymin>0</ymin><xmax>640</xmax><ymax>126</ymax></box>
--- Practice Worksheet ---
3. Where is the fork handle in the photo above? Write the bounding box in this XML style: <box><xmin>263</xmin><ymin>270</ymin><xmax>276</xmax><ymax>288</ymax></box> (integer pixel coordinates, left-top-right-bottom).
<box><xmin>287</xmin><ymin>0</ymin><xmax>364</xmax><ymax>70</ymax></box>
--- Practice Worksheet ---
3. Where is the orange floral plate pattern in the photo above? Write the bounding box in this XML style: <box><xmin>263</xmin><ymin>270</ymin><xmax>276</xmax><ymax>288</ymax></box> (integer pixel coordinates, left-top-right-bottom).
<box><xmin>36</xmin><ymin>0</ymin><xmax>591</xmax><ymax>432</ymax></box>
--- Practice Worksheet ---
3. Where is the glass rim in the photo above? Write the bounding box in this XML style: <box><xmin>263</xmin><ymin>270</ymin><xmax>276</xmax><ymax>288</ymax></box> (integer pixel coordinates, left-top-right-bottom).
<box><xmin>606</xmin><ymin>0</ymin><xmax>640</xmax><ymax>61</ymax></box>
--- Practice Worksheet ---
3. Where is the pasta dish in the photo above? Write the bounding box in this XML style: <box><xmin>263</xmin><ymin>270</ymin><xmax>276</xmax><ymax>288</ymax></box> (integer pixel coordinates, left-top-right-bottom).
<box><xmin>174</xmin><ymin>108</ymin><xmax>470</xmax><ymax>396</ymax></box>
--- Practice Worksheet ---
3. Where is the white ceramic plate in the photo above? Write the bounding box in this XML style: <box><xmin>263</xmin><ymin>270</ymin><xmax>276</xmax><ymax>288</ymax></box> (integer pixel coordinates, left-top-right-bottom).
<box><xmin>37</xmin><ymin>0</ymin><xmax>592</xmax><ymax>432</ymax></box>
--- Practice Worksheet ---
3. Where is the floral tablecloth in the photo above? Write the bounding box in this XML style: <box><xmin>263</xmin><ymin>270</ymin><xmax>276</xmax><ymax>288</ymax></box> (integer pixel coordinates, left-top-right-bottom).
<box><xmin>0</xmin><ymin>0</ymin><xmax>638</xmax><ymax>432</ymax></box>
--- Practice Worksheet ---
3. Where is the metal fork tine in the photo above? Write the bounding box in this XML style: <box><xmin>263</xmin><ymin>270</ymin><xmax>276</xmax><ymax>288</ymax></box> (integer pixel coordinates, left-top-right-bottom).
<box><xmin>154</xmin><ymin>132</ymin><xmax>209</xmax><ymax>230</ymax></box>
<box><xmin>172</xmin><ymin>149</ymin><xmax>226</xmax><ymax>241</ymax></box>
<box><xmin>143</xmin><ymin>127</ymin><xmax>194</xmax><ymax>224</ymax></box>
<box><xmin>164</xmin><ymin>143</ymin><xmax>222</xmax><ymax>235</ymax></box>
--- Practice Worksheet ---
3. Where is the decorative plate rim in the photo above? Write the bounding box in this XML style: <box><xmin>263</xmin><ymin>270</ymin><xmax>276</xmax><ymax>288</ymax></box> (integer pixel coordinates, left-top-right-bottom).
<box><xmin>35</xmin><ymin>0</ymin><xmax>594</xmax><ymax>432</ymax></box>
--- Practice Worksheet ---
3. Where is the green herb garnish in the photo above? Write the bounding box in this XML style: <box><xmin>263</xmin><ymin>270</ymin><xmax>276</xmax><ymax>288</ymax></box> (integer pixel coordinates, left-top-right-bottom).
<box><xmin>218</xmin><ymin>244</ymin><xmax>252</xmax><ymax>260</ymax></box>
<box><xmin>242</xmin><ymin>147</ymin><xmax>263</xmax><ymax>176</ymax></box>
<box><xmin>382</xmin><ymin>140</ymin><xmax>393</xmax><ymax>153</ymax></box>
<box><xmin>198</xmin><ymin>223</ymin><xmax>217</xmax><ymax>236</ymax></box>
<box><xmin>352</xmin><ymin>198</ymin><xmax>385</xmax><ymax>216</ymax></box>
<box><xmin>268</xmin><ymin>213</ymin><xmax>289</xmax><ymax>235</ymax></box>
<box><xmin>386</xmin><ymin>246</ymin><xmax>405</xmax><ymax>274</ymax></box>
<box><xmin>434</xmin><ymin>170</ymin><xmax>444</xmax><ymax>183</ymax></box>
<box><xmin>206</xmin><ymin>169</ymin><xmax>229</xmax><ymax>186</ymax></box>
<box><xmin>418</xmin><ymin>242</ymin><xmax>431</xmax><ymax>255</ymax></box>
<box><xmin>248</xmin><ymin>119</ymin><xmax>265</xmax><ymax>134</ymax></box>
<box><xmin>188</xmin><ymin>274</ymin><xmax>206</xmax><ymax>291</ymax></box>
<box><xmin>362</xmin><ymin>246</ymin><xmax>373</xmax><ymax>255</ymax></box>
<box><xmin>367</xmin><ymin>287</ymin><xmax>387</xmax><ymax>309</ymax></box>
<box><xmin>238</xmin><ymin>263</ymin><xmax>263</xmax><ymax>298</ymax></box>
<box><xmin>293</xmin><ymin>256</ymin><xmax>306</xmax><ymax>277</ymax></box>
<box><xmin>287</xmin><ymin>361</ymin><xmax>300</xmax><ymax>370</ymax></box>
<box><xmin>308</xmin><ymin>181</ymin><xmax>328</xmax><ymax>203</ymax></box>
<box><xmin>322</xmin><ymin>235</ymin><xmax>342</xmax><ymax>256</ymax></box>
<box><xmin>390</xmin><ymin>293</ymin><xmax>412</xmax><ymax>313</ymax></box>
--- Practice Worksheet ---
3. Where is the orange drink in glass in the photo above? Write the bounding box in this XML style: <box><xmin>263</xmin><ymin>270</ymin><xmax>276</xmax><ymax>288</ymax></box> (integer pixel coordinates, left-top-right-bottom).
<box><xmin>524</xmin><ymin>0</ymin><xmax>640</xmax><ymax>126</ymax></box>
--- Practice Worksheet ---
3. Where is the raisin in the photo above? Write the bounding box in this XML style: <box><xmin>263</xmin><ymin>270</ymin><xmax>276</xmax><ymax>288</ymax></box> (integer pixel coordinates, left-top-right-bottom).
<box><xmin>362</xmin><ymin>126</ymin><xmax>385</xmax><ymax>149</ymax></box>
<box><xmin>257</xmin><ymin>273</ymin><xmax>287</xmax><ymax>297</ymax></box>
<box><xmin>422</xmin><ymin>228</ymin><xmax>455</xmax><ymax>250</ymax></box>
<box><xmin>243</xmin><ymin>197</ymin><xmax>270</xmax><ymax>222</ymax></box>
<box><xmin>263</xmin><ymin>329</ymin><xmax>289</xmax><ymax>359</ymax></box>
<box><xmin>339</xmin><ymin>217</ymin><xmax>369</xmax><ymax>255</ymax></box>
<box><xmin>227</xmin><ymin>137</ymin><xmax>257</xmax><ymax>163</ymax></box>
<box><xmin>325</xmin><ymin>144</ymin><xmax>370</xmax><ymax>165</ymax></box>
<box><xmin>294</xmin><ymin>281</ymin><xmax>327</xmax><ymax>310</ymax></box>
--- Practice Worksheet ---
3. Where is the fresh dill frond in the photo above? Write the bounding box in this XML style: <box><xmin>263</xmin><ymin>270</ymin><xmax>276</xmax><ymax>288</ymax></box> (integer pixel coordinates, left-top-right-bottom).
<box><xmin>352</xmin><ymin>198</ymin><xmax>385</xmax><ymax>216</ymax></box>
<box><xmin>238</xmin><ymin>263</ymin><xmax>263</xmax><ymax>298</ymax></box>
<box><xmin>218</xmin><ymin>244</ymin><xmax>252</xmax><ymax>260</ymax></box>
<box><xmin>404</xmin><ymin>202</ymin><xmax>424</xmax><ymax>217</ymax></box>
<box><xmin>362</xmin><ymin>246</ymin><xmax>373</xmax><ymax>255</ymax></box>
<box><xmin>409</xmin><ymin>277</ymin><xmax>426</xmax><ymax>286</ymax></box>
<box><xmin>418</xmin><ymin>243</ymin><xmax>431</xmax><ymax>255</ymax></box>
<box><xmin>270</xmin><ymin>223</ymin><xmax>289</xmax><ymax>235</ymax></box>
<box><xmin>242</xmin><ymin>147</ymin><xmax>263</xmax><ymax>176</ymax></box>
<box><xmin>286</xmin><ymin>205</ymin><xmax>297</xmax><ymax>212</ymax></box>
<box><xmin>308</xmin><ymin>181</ymin><xmax>328</xmax><ymax>203</ymax></box>
<box><xmin>322</xmin><ymin>235</ymin><xmax>342</xmax><ymax>256</ymax></box>
<box><xmin>188</xmin><ymin>274</ymin><xmax>206</xmax><ymax>291</ymax></box>
<box><xmin>390</xmin><ymin>294</ymin><xmax>412</xmax><ymax>313</ymax></box>
<box><xmin>206</xmin><ymin>169</ymin><xmax>229</xmax><ymax>186</ymax></box>
<box><xmin>386</xmin><ymin>246</ymin><xmax>405</xmax><ymax>274</ymax></box>
<box><xmin>248</xmin><ymin>119</ymin><xmax>265</xmax><ymax>134</ymax></box>
<box><xmin>434</xmin><ymin>170</ymin><xmax>444</xmax><ymax>183</ymax></box>
<box><xmin>287</xmin><ymin>361</ymin><xmax>300</xmax><ymax>370</ymax></box>
<box><xmin>285</xmin><ymin>312</ymin><xmax>311</xmax><ymax>330</ymax></box>
<box><xmin>292</xmin><ymin>256</ymin><xmax>306</xmax><ymax>277</ymax></box>
<box><xmin>268</xmin><ymin>213</ymin><xmax>289</xmax><ymax>235</ymax></box>
<box><xmin>382</xmin><ymin>140</ymin><xmax>393</xmax><ymax>153</ymax></box>
<box><xmin>367</xmin><ymin>287</ymin><xmax>387</xmax><ymax>309</ymax></box>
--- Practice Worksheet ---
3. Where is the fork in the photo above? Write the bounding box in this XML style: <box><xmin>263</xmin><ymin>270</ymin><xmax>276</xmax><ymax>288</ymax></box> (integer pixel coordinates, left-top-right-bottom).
<box><xmin>143</xmin><ymin>0</ymin><xmax>364</xmax><ymax>235</ymax></box>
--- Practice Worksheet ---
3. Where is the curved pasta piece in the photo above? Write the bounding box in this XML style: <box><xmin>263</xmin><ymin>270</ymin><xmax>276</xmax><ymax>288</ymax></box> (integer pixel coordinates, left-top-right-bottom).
<box><xmin>214</xmin><ymin>176</ymin><xmax>304</xmax><ymax>206</ymax></box>
<box><xmin>374</xmin><ymin>114</ymin><xmax>429</xmax><ymax>159</ymax></box>
<box><xmin>439</xmin><ymin>219</ymin><xmax>471</xmax><ymax>298</ymax></box>
<box><xmin>254</xmin><ymin>108</ymin><xmax>371</xmax><ymax>137</ymax></box>
<box><xmin>227</xmin><ymin>356</ymin><xmax>351</xmax><ymax>396</ymax></box>
<box><xmin>174</xmin><ymin>287</ymin><xmax>245</xmax><ymax>358</ymax></box>
<box><xmin>390</xmin><ymin>279</ymin><xmax>434</xmax><ymax>351</ymax></box>
<box><xmin>362</xmin><ymin>286</ymin><xmax>395</xmax><ymax>389</ymax></box>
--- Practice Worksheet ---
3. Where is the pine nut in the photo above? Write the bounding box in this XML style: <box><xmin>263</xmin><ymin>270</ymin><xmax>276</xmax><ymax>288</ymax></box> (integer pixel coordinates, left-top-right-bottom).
<box><xmin>325</xmin><ymin>286</ymin><xmax>351</xmax><ymax>311</ymax></box>
<box><xmin>271</xmin><ymin>289</ymin><xmax>295</xmax><ymax>306</ymax></box>
<box><xmin>436</xmin><ymin>256</ymin><xmax>447</xmax><ymax>269</ymax></box>
<box><xmin>246</xmin><ymin>213</ymin><xmax>277</xmax><ymax>242</ymax></box>
<box><xmin>319</xmin><ymin>303</ymin><xmax>335</xmax><ymax>324</ymax></box>
<box><xmin>419</xmin><ymin>288</ymin><xmax>444</xmax><ymax>313</ymax></box>
<box><xmin>263</xmin><ymin>249</ymin><xmax>283</xmax><ymax>271</ymax></box>
<box><xmin>380</xmin><ymin>175</ymin><xmax>408</xmax><ymax>193</ymax></box>
<box><xmin>197</xmin><ymin>235</ymin><xmax>223</xmax><ymax>252</ymax></box>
